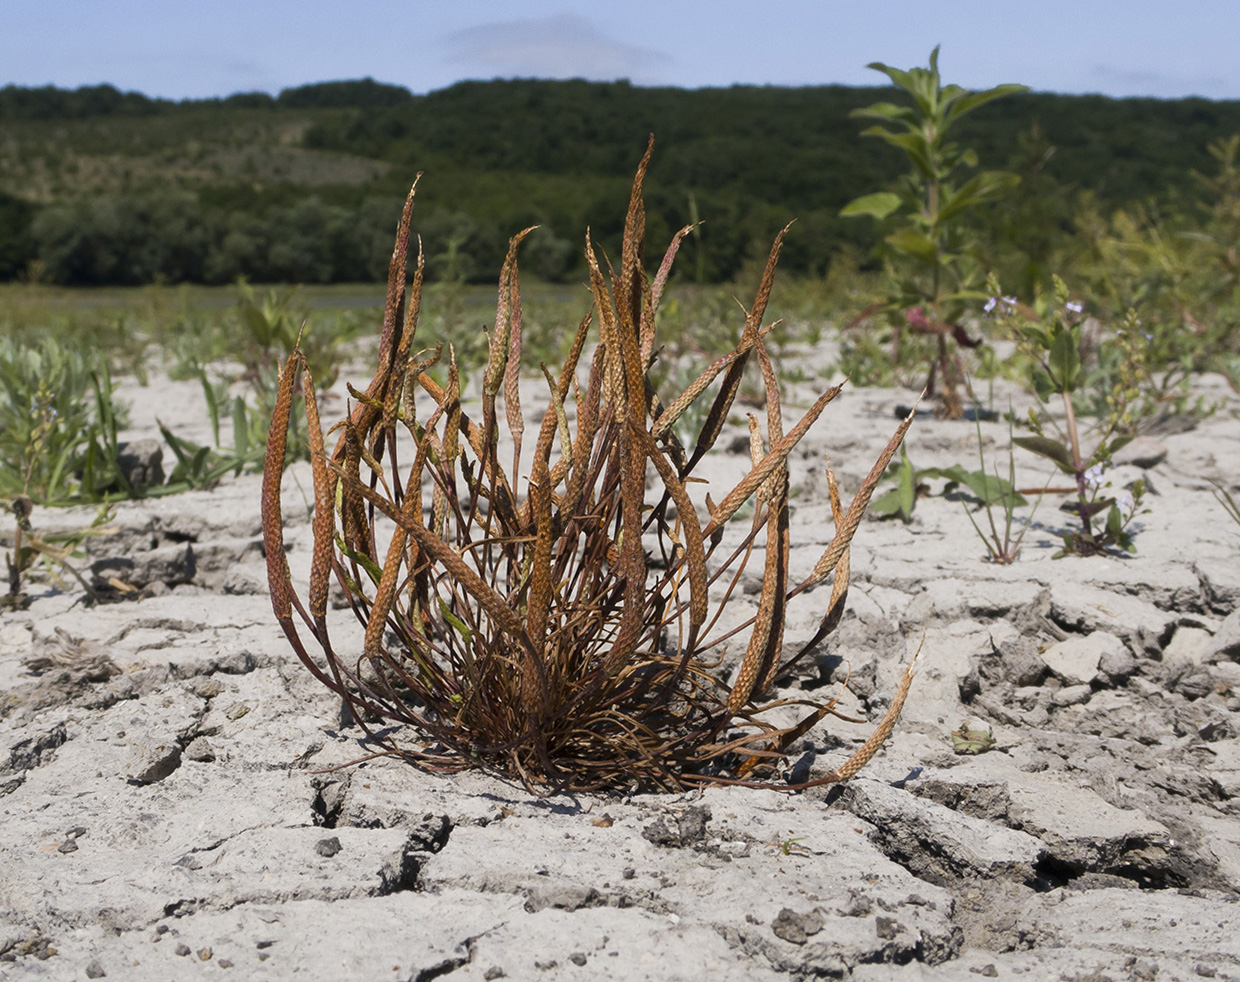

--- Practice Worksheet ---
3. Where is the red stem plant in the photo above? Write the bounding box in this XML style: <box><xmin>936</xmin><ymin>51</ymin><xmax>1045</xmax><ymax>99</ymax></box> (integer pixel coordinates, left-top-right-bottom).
<box><xmin>263</xmin><ymin>142</ymin><xmax>917</xmax><ymax>793</ymax></box>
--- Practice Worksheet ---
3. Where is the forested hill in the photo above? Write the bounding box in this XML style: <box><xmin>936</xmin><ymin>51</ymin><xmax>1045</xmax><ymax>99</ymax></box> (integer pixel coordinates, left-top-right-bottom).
<box><xmin>2</xmin><ymin>77</ymin><xmax>1238</xmax><ymax>285</ymax></box>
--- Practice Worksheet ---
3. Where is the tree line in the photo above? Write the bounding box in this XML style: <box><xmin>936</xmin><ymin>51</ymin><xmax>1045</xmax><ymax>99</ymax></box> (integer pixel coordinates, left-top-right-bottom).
<box><xmin>1</xmin><ymin>77</ymin><xmax>1237</xmax><ymax>286</ymax></box>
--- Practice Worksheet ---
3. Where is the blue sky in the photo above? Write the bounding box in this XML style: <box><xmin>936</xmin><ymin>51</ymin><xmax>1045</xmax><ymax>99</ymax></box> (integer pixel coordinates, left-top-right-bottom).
<box><xmin>5</xmin><ymin>1</ymin><xmax>1239</xmax><ymax>101</ymax></box>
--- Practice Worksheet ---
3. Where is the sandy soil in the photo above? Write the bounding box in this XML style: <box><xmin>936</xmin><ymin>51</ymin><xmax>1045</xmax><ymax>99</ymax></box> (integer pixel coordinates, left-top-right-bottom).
<box><xmin>2</xmin><ymin>349</ymin><xmax>1239</xmax><ymax>981</ymax></box>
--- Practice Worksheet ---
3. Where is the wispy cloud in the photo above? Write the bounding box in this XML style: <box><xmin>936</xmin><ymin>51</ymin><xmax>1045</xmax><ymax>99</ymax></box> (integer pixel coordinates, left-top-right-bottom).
<box><xmin>444</xmin><ymin>13</ymin><xmax>670</xmax><ymax>83</ymax></box>
<box><xmin>1088</xmin><ymin>64</ymin><xmax>1228</xmax><ymax>98</ymax></box>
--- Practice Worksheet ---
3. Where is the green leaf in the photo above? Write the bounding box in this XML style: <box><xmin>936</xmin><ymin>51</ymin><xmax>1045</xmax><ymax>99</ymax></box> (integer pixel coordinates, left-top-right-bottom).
<box><xmin>1104</xmin><ymin>435</ymin><xmax>1135</xmax><ymax>459</ymax></box>
<box><xmin>336</xmin><ymin>535</ymin><xmax>383</xmax><ymax>587</ymax></box>
<box><xmin>1047</xmin><ymin>326</ymin><xmax>1081</xmax><ymax>392</ymax></box>
<box><xmin>1061</xmin><ymin>496</ymin><xmax>1115</xmax><ymax>519</ymax></box>
<box><xmin>885</xmin><ymin>227</ymin><xmax>938</xmax><ymax>263</ymax></box>
<box><xmin>1106</xmin><ymin>504</ymin><xmax>1124</xmax><ymax>538</ymax></box>
<box><xmin>840</xmin><ymin>192</ymin><xmax>903</xmax><ymax>220</ymax></box>
<box><xmin>943</xmin><ymin>84</ymin><xmax>1030</xmax><ymax>124</ymax></box>
<box><xmin>438</xmin><ymin>598</ymin><xmax>473</xmax><ymax>645</ymax></box>
<box><xmin>939</xmin><ymin>465</ymin><xmax>1027</xmax><ymax>507</ymax></box>
<box><xmin>898</xmin><ymin>456</ymin><xmax>916</xmax><ymax>519</ymax></box>
<box><xmin>864</xmin><ymin>62</ymin><xmax>917</xmax><ymax>96</ymax></box>
<box><xmin>849</xmin><ymin>102</ymin><xmax>916</xmax><ymax>123</ymax></box>
<box><xmin>936</xmin><ymin>171</ymin><xmax>1022</xmax><ymax>222</ymax></box>
<box><xmin>1012</xmin><ymin>435</ymin><xmax>1077</xmax><ymax>473</ymax></box>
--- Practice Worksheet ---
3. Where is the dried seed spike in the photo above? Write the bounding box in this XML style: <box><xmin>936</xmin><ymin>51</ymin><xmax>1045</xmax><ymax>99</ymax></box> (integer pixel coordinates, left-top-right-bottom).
<box><xmin>523</xmin><ymin>408</ymin><xmax>557</xmax><ymax>714</ymax></box>
<box><xmin>262</xmin><ymin>352</ymin><xmax>300</xmax><ymax>623</ymax></box>
<box><xmin>702</xmin><ymin>381</ymin><xmax>845</xmax><ymax>538</ymax></box>
<box><xmin>744</xmin><ymin>221</ymin><xmax>793</xmax><ymax>340</ymax></box>
<box><xmin>745</xmin><ymin>413</ymin><xmax>770</xmax><ymax>505</ymax></box>
<box><xmin>261</xmin><ymin>352</ymin><xmax>340</xmax><ymax>694</ymax></box>
<box><xmin>375</xmin><ymin>177</ymin><xmax>420</xmax><ymax>378</ymax></box>
<box><xmin>649</xmin><ymin>336</ymin><xmax>756</xmax><ymax>441</ymax></box>
<box><xmin>485</xmin><ymin>227</ymin><xmax>537</xmax><ymax>399</ymax></box>
<box><xmin>503</xmin><ymin>230</ymin><xmax>535</xmax><ymax>481</ymax></box>
<box><xmin>755</xmin><ymin>336</ymin><xmax>784</xmax><ymax>442</ymax></box>
<box><xmin>635</xmin><ymin>427</ymin><xmax>708</xmax><ymax>631</ymax></box>
<box><xmin>679</xmin><ymin>321</ymin><xmax>776</xmax><ymax>474</ymax></box>
<box><xmin>301</xmin><ymin>358</ymin><xmax>337</xmax><ymax>621</ymax></box>
<box><xmin>808</xmin><ymin>643</ymin><xmax>920</xmax><ymax>786</ymax></box>
<box><xmin>650</xmin><ymin>222</ymin><xmax>697</xmax><ymax>316</ymax></box>
<box><xmin>801</xmin><ymin>400</ymin><xmax>917</xmax><ymax>588</ymax></box>
<box><xmin>385</xmin><ymin>236</ymin><xmax>426</xmax><ymax>434</ymax></box>
<box><xmin>619</xmin><ymin>135</ymin><xmax>654</xmax><ymax>338</ymax></box>
<box><xmin>730</xmin><ymin>420</ymin><xmax>790</xmax><ymax>711</ymax></box>
<box><xmin>541</xmin><ymin>364</ymin><xmax>574</xmax><ymax>476</ymax></box>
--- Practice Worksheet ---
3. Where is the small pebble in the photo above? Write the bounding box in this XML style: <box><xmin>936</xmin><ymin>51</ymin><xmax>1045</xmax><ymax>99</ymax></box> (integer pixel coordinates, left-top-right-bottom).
<box><xmin>85</xmin><ymin>960</ymin><xmax>106</xmax><ymax>978</ymax></box>
<box><xmin>569</xmin><ymin>952</ymin><xmax>587</xmax><ymax>966</ymax></box>
<box><xmin>183</xmin><ymin>737</ymin><xmax>217</xmax><ymax>763</ymax></box>
<box><xmin>175</xmin><ymin>944</ymin><xmax>191</xmax><ymax>957</ymax></box>
<box><xmin>483</xmin><ymin>968</ymin><xmax>505</xmax><ymax>980</ymax></box>
<box><xmin>219</xmin><ymin>959</ymin><xmax>233</xmax><ymax>969</ymax></box>
<box><xmin>190</xmin><ymin>677</ymin><xmax>224</xmax><ymax>700</ymax></box>
<box><xmin>315</xmin><ymin>837</ymin><xmax>342</xmax><ymax>858</ymax></box>
<box><xmin>198</xmin><ymin>948</ymin><xmax>212</xmax><ymax>961</ymax></box>
<box><xmin>57</xmin><ymin>839</ymin><xmax>78</xmax><ymax>854</ymax></box>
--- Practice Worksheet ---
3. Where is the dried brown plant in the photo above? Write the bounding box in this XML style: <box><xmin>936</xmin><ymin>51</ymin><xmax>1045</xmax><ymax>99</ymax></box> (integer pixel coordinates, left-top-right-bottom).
<box><xmin>262</xmin><ymin>141</ymin><xmax>917</xmax><ymax>793</ymax></box>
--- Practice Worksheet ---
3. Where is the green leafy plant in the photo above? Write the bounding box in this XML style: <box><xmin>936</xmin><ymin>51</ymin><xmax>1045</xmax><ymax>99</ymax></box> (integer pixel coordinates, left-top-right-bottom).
<box><xmin>841</xmin><ymin>48</ymin><xmax>1026</xmax><ymax>417</ymax></box>
<box><xmin>958</xmin><ymin>414</ymin><xmax>1047</xmax><ymax>564</ymax></box>
<box><xmin>263</xmin><ymin>145</ymin><xmax>919</xmax><ymax>793</ymax></box>
<box><xmin>871</xmin><ymin>442</ymin><xmax>1026</xmax><ymax>528</ymax></box>
<box><xmin>988</xmin><ymin>276</ymin><xmax>1148</xmax><ymax>556</ymax></box>
<box><xmin>0</xmin><ymin>336</ymin><xmax>132</xmax><ymax>504</ymax></box>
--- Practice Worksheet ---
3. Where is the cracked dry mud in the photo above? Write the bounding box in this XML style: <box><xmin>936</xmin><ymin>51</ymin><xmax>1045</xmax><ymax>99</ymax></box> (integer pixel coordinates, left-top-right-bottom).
<box><xmin>2</xmin><ymin>362</ymin><xmax>1239</xmax><ymax>981</ymax></box>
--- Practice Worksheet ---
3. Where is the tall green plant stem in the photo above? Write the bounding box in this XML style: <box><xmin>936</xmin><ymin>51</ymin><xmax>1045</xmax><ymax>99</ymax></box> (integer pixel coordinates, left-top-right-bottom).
<box><xmin>1061</xmin><ymin>387</ymin><xmax>1095</xmax><ymax>539</ymax></box>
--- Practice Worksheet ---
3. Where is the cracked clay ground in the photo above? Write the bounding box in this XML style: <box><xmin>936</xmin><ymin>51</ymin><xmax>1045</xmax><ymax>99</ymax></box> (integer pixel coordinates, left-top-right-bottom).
<box><xmin>2</xmin><ymin>360</ymin><xmax>1240</xmax><ymax>981</ymax></box>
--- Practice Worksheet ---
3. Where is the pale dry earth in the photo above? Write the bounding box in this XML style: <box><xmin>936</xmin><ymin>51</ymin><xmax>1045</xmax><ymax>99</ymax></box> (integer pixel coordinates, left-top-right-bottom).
<box><xmin>2</xmin><ymin>352</ymin><xmax>1239</xmax><ymax>981</ymax></box>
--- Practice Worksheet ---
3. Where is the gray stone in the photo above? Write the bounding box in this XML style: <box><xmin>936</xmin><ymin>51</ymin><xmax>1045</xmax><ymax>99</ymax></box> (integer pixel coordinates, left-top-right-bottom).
<box><xmin>1113</xmin><ymin>435</ymin><xmax>1168</xmax><ymax>469</ymax></box>
<box><xmin>1164</xmin><ymin>626</ymin><xmax>1216</xmax><ymax>679</ymax></box>
<box><xmin>1007</xmin><ymin>774</ymin><xmax>1171</xmax><ymax>875</ymax></box>
<box><xmin>91</xmin><ymin>543</ymin><xmax>196</xmax><ymax>591</ymax></box>
<box><xmin>771</xmin><ymin>907</ymin><xmax>824</xmax><ymax>944</ymax></box>
<box><xmin>1051</xmin><ymin>683</ymin><xmax>1092</xmax><ymax>707</ymax></box>
<box><xmin>995</xmin><ymin>637</ymin><xmax>1047</xmax><ymax>687</ymax></box>
<box><xmin>1098</xmin><ymin>641</ymin><xmax>1138</xmax><ymax>684</ymax></box>
<box><xmin>117</xmin><ymin>438</ymin><xmax>165</xmax><ymax>489</ymax></box>
<box><xmin>1049</xmin><ymin>583</ymin><xmax>1174</xmax><ymax>652</ymax></box>
<box><xmin>1197</xmin><ymin>559</ymin><xmax>1240</xmax><ymax>613</ymax></box>
<box><xmin>1206</xmin><ymin>609</ymin><xmax>1240</xmax><ymax>663</ymax></box>
<box><xmin>843</xmin><ymin>779</ymin><xmax>1046</xmax><ymax>882</ymax></box>
<box><xmin>1041</xmin><ymin>632</ymin><xmax>1123</xmax><ymax>686</ymax></box>
<box><xmin>124</xmin><ymin>735</ymin><xmax>182</xmax><ymax>784</ymax></box>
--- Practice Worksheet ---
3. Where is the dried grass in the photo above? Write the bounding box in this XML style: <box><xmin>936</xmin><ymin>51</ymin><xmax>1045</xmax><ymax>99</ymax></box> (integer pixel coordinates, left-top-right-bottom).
<box><xmin>263</xmin><ymin>141</ymin><xmax>916</xmax><ymax>793</ymax></box>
